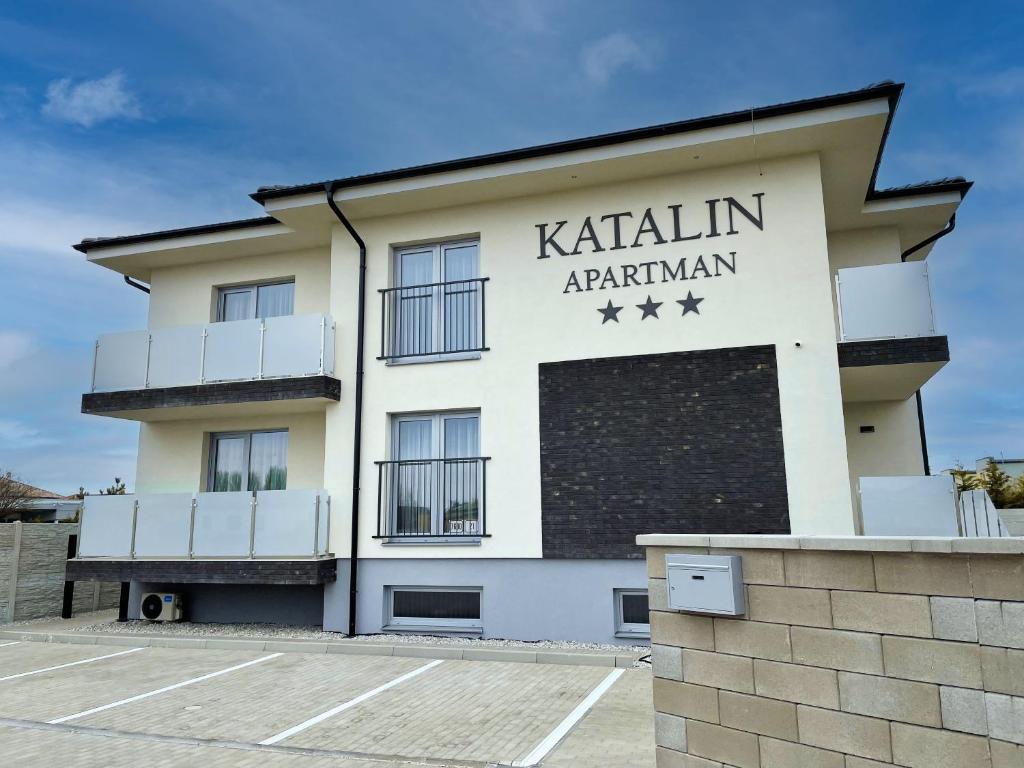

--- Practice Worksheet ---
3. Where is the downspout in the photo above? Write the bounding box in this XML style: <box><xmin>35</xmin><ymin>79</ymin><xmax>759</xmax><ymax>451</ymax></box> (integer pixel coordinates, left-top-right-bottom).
<box><xmin>325</xmin><ymin>181</ymin><xmax>366</xmax><ymax>637</ymax></box>
<box><xmin>900</xmin><ymin>213</ymin><xmax>956</xmax><ymax>475</ymax></box>
<box><xmin>123</xmin><ymin>275</ymin><xmax>150</xmax><ymax>294</ymax></box>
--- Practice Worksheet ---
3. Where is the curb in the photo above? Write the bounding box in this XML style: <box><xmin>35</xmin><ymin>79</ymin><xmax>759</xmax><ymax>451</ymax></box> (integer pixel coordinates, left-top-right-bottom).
<box><xmin>0</xmin><ymin>629</ymin><xmax>643</xmax><ymax>669</ymax></box>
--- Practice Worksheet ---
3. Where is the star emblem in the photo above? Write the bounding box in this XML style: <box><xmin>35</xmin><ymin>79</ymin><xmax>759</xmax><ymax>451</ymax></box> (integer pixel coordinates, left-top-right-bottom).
<box><xmin>676</xmin><ymin>291</ymin><xmax>704</xmax><ymax>316</ymax></box>
<box><xmin>597</xmin><ymin>300</ymin><xmax>623</xmax><ymax>324</ymax></box>
<box><xmin>636</xmin><ymin>295</ymin><xmax>662</xmax><ymax>320</ymax></box>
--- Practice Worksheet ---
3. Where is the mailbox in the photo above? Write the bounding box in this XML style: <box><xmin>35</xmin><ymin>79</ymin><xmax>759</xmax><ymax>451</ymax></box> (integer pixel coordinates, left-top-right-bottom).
<box><xmin>666</xmin><ymin>554</ymin><xmax>745</xmax><ymax>616</ymax></box>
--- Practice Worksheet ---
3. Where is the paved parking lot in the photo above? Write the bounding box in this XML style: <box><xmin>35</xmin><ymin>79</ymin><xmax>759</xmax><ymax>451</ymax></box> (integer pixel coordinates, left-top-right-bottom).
<box><xmin>0</xmin><ymin>640</ymin><xmax>654</xmax><ymax>767</ymax></box>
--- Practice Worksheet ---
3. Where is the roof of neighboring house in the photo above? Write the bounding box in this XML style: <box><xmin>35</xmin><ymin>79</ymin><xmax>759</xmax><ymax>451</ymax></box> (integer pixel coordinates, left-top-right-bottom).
<box><xmin>10</xmin><ymin>481</ymin><xmax>74</xmax><ymax>500</ymax></box>
<box><xmin>73</xmin><ymin>80</ymin><xmax>973</xmax><ymax>253</ymax></box>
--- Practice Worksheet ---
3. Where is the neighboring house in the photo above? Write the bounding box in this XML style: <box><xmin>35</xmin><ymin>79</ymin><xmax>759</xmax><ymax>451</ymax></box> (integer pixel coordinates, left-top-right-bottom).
<box><xmin>68</xmin><ymin>82</ymin><xmax>970</xmax><ymax>642</ymax></box>
<box><xmin>0</xmin><ymin>482</ymin><xmax>81</xmax><ymax>524</ymax></box>
<box><xmin>975</xmin><ymin>456</ymin><xmax>1024</xmax><ymax>479</ymax></box>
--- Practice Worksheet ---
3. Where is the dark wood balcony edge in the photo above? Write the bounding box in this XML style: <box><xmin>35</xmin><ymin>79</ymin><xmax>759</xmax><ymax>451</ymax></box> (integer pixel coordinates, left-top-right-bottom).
<box><xmin>66</xmin><ymin>557</ymin><xmax>337</xmax><ymax>586</ymax></box>
<box><xmin>82</xmin><ymin>375</ymin><xmax>341</xmax><ymax>414</ymax></box>
<box><xmin>837</xmin><ymin>336</ymin><xmax>949</xmax><ymax>368</ymax></box>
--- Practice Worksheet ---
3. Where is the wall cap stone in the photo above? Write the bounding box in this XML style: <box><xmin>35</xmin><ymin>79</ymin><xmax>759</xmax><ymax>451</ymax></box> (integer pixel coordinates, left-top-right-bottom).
<box><xmin>638</xmin><ymin>534</ymin><xmax>1024</xmax><ymax>555</ymax></box>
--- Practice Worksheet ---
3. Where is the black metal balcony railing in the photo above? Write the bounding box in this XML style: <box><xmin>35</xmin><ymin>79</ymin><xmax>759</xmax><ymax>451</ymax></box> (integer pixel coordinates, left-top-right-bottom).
<box><xmin>378</xmin><ymin>278</ymin><xmax>489</xmax><ymax>360</ymax></box>
<box><xmin>374</xmin><ymin>457</ymin><xmax>490</xmax><ymax>540</ymax></box>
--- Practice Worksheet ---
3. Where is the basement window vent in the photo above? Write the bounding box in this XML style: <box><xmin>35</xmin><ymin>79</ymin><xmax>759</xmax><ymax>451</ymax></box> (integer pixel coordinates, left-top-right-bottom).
<box><xmin>615</xmin><ymin>589</ymin><xmax>650</xmax><ymax>638</ymax></box>
<box><xmin>385</xmin><ymin>586</ymin><xmax>482</xmax><ymax>632</ymax></box>
<box><xmin>860</xmin><ymin>425</ymin><xmax>876</xmax><ymax>434</ymax></box>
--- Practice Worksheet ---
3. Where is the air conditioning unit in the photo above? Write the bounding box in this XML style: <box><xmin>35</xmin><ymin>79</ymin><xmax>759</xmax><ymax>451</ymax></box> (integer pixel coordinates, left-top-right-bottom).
<box><xmin>140</xmin><ymin>592</ymin><xmax>183</xmax><ymax>622</ymax></box>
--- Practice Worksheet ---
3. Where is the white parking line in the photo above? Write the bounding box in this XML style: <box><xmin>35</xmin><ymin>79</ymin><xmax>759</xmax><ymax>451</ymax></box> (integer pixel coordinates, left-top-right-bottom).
<box><xmin>0</xmin><ymin>641</ymin><xmax>21</xmax><ymax>648</ymax></box>
<box><xmin>48</xmin><ymin>652</ymin><xmax>283</xmax><ymax>724</ymax></box>
<box><xmin>512</xmin><ymin>667</ymin><xmax>625</xmax><ymax>767</ymax></box>
<box><xmin>259</xmin><ymin>659</ymin><xmax>445</xmax><ymax>746</ymax></box>
<box><xmin>0</xmin><ymin>647</ymin><xmax>143</xmax><ymax>682</ymax></box>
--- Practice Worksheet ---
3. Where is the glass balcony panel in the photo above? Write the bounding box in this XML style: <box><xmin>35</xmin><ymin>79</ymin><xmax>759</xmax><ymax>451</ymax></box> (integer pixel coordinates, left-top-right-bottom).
<box><xmin>92</xmin><ymin>330</ymin><xmax>150</xmax><ymax>392</ymax></box>
<box><xmin>133</xmin><ymin>492</ymin><xmax>194</xmax><ymax>557</ymax></box>
<box><xmin>192</xmin><ymin>491</ymin><xmax>253</xmax><ymax>557</ymax></box>
<box><xmin>79</xmin><ymin>495</ymin><xmax>135</xmax><ymax>557</ymax></box>
<box><xmin>148</xmin><ymin>325</ymin><xmax>204</xmax><ymax>388</ymax></box>
<box><xmin>262</xmin><ymin>314</ymin><xmax>324</xmax><ymax>378</ymax></box>
<box><xmin>837</xmin><ymin>262</ymin><xmax>936</xmax><ymax>341</ymax></box>
<box><xmin>202</xmin><ymin>318</ymin><xmax>262</xmax><ymax>382</ymax></box>
<box><xmin>252</xmin><ymin>488</ymin><xmax>324</xmax><ymax>557</ymax></box>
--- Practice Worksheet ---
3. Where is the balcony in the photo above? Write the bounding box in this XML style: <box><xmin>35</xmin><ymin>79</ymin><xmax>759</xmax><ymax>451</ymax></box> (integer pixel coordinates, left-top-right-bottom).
<box><xmin>82</xmin><ymin>313</ymin><xmax>339</xmax><ymax>420</ymax></box>
<box><xmin>378</xmin><ymin>278</ymin><xmax>488</xmax><ymax>362</ymax></box>
<box><xmin>374</xmin><ymin>457</ymin><xmax>490</xmax><ymax>543</ymax></box>
<box><xmin>67</xmin><ymin>489</ymin><xmax>334</xmax><ymax>586</ymax></box>
<box><xmin>835</xmin><ymin>262</ymin><xmax>948</xmax><ymax>401</ymax></box>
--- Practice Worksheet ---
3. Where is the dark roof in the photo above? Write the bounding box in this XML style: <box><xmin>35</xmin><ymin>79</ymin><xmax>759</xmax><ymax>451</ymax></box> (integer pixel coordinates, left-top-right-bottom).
<box><xmin>252</xmin><ymin>81</ymin><xmax>907</xmax><ymax>203</ymax></box>
<box><xmin>73</xmin><ymin>216</ymin><xmax>280</xmax><ymax>254</ymax></box>
<box><xmin>74</xmin><ymin>81</ymin><xmax>972</xmax><ymax>253</ymax></box>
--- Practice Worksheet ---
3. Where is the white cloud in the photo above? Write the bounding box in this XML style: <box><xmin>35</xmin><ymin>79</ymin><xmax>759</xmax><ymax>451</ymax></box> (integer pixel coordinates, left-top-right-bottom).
<box><xmin>0</xmin><ymin>418</ymin><xmax>56</xmax><ymax>448</ymax></box>
<box><xmin>0</xmin><ymin>330</ymin><xmax>33</xmax><ymax>367</ymax></box>
<box><xmin>42</xmin><ymin>70</ymin><xmax>141</xmax><ymax>127</ymax></box>
<box><xmin>580</xmin><ymin>32</ymin><xmax>656</xmax><ymax>86</ymax></box>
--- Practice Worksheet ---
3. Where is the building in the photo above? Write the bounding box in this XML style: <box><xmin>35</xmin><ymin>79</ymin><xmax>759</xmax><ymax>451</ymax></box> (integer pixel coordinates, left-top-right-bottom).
<box><xmin>975</xmin><ymin>456</ymin><xmax>1024</xmax><ymax>479</ymax></box>
<box><xmin>68</xmin><ymin>82</ymin><xmax>970</xmax><ymax>642</ymax></box>
<box><xmin>0</xmin><ymin>482</ymin><xmax>81</xmax><ymax>524</ymax></box>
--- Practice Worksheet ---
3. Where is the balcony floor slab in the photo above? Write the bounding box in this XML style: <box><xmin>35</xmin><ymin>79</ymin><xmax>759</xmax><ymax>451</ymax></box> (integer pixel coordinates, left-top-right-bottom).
<box><xmin>66</xmin><ymin>558</ymin><xmax>337</xmax><ymax>586</ymax></box>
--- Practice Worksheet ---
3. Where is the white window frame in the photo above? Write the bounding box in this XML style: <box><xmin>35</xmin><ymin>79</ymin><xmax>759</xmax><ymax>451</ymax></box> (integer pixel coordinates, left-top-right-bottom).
<box><xmin>384</xmin><ymin>585</ymin><xmax>483</xmax><ymax>632</ymax></box>
<box><xmin>216</xmin><ymin>280</ymin><xmax>295</xmax><ymax>322</ymax></box>
<box><xmin>390</xmin><ymin>239</ymin><xmax>480</xmax><ymax>364</ymax></box>
<box><xmin>389</xmin><ymin>411</ymin><xmax>481</xmax><ymax>539</ymax></box>
<box><xmin>614</xmin><ymin>588</ymin><xmax>651</xmax><ymax>639</ymax></box>
<box><xmin>207</xmin><ymin>428</ymin><xmax>289</xmax><ymax>492</ymax></box>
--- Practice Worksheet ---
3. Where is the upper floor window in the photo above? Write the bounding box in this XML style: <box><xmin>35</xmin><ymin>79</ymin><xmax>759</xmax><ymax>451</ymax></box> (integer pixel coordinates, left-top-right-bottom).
<box><xmin>380</xmin><ymin>241</ymin><xmax>487</xmax><ymax>361</ymax></box>
<box><xmin>209</xmin><ymin>429</ymin><xmax>288</xmax><ymax>492</ymax></box>
<box><xmin>217</xmin><ymin>281</ymin><xmax>295</xmax><ymax>322</ymax></box>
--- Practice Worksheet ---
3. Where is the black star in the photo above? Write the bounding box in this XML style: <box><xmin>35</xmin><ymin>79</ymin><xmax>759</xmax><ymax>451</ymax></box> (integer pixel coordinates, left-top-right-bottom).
<box><xmin>597</xmin><ymin>300</ymin><xmax>623</xmax><ymax>324</ymax></box>
<box><xmin>636</xmin><ymin>295</ymin><xmax>662</xmax><ymax>320</ymax></box>
<box><xmin>676</xmin><ymin>291</ymin><xmax>704</xmax><ymax>316</ymax></box>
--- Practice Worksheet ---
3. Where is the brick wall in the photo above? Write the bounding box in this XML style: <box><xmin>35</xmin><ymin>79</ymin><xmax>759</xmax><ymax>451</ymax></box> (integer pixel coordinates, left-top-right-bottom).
<box><xmin>641</xmin><ymin>534</ymin><xmax>1024</xmax><ymax>768</ymax></box>
<box><xmin>538</xmin><ymin>346</ymin><xmax>790</xmax><ymax>559</ymax></box>
<box><xmin>1</xmin><ymin>522</ymin><xmax>120</xmax><ymax>622</ymax></box>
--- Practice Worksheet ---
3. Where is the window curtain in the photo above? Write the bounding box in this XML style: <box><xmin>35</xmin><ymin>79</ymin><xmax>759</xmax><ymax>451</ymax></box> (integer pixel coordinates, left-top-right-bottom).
<box><xmin>443</xmin><ymin>416</ymin><xmax>480</xmax><ymax>533</ymax></box>
<box><xmin>220</xmin><ymin>290</ymin><xmax>254</xmax><ymax>322</ymax></box>
<box><xmin>256</xmin><ymin>283</ymin><xmax>295</xmax><ymax>319</ymax></box>
<box><xmin>248</xmin><ymin>431</ymin><xmax>288</xmax><ymax>491</ymax></box>
<box><xmin>211</xmin><ymin>436</ymin><xmax>246</xmax><ymax>491</ymax></box>
<box><xmin>443</xmin><ymin>243</ymin><xmax>479</xmax><ymax>352</ymax></box>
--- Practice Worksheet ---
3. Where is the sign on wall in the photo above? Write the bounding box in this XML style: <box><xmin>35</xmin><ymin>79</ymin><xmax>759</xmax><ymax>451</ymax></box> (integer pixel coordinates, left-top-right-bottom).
<box><xmin>535</xmin><ymin>193</ymin><xmax>765</xmax><ymax>323</ymax></box>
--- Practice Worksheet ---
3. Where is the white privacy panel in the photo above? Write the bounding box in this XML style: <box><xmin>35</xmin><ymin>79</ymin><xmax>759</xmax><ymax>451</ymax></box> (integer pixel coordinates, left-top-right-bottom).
<box><xmin>192</xmin><ymin>491</ymin><xmax>253</xmax><ymax>557</ymax></box>
<box><xmin>837</xmin><ymin>261</ymin><xmax>935</xmax><ymax>341</ymax></box>
<box><xmin>93</xmin><ymin>330</ymin><xmax>149</xmax><ymax>392</ymax></box>
<box><xmin>262</xmin><ymin>314</ymin><xmax>325</xmax><ymax>378</ymax></box>
<box><xmin>958</xmin><ymin>489</ymin><xmax>1008</xmax><ymax>537</ymax></box>
<box><xmin>859</xmin><ymin>475</ymin><xmax>958</xmax><ymax>536</ymax></box>
<box><xmin>133</xmin><ymin>493</ymin><xmax>193</xmax><ymax>557</ymax></box>
<box><xmin>322</xmin><ymin>318</ymin><xmax>336</xmax><ymax>377</ymax></box>
<box><xmin>148</xmin><ymin>325</ymin><xmax>204</xmax><ymax>388</ymax></box>
<box><xmin>317</xmin><ymin>496</ymin><xmax>330</xmax><ymax>555</ymax></box>
<box><xmin>203</xmin><ymin>319</ymin><xmax>261</xmax><ymax>382</ymax></box>
<box><xmin>79</xmin><ymin>495</ymin><xmax>136</xmax><ymax>557</ymax></box>
<box><xmin>253</xmin><ymin>489</ymin><xmax>322</xmax><ymax>557</ymax></box>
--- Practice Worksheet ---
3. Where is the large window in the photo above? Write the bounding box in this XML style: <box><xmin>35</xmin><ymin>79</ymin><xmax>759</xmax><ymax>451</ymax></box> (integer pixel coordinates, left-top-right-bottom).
<box><xmin>209</xmin><ymin>430</ymin><xmax>288</xmax><ymax>492</ymax></box>
<box><xmin>385</xmin><ymin>586</ymin><xmax>482</xmax><ymax>631</ymax></box>
<box><xmin>615</xmin><ymin>589</ymin><xmax>650</xmax><ymax>638</ymax></box>
<box><xmin>379</xmin><ymin>411</ymin><xmax>485</xmax><ymax>539</ymax></box>
<box><xmin>384</xmin><ymin>240</ymin><xmax>483</xmax><ymax>360</ymax></box>
<box><xmin>217</xmin><ymin>281</ymin><xmax>294</xmax><ymax>322</ymax></box>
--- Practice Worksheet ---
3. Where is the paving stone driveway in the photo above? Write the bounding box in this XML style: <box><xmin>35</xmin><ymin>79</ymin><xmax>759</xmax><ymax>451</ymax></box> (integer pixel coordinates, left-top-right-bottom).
<box><xmin>0</xmin><ymin>640</ymin><xmax>654</xmax><ymax>767</ymax></box>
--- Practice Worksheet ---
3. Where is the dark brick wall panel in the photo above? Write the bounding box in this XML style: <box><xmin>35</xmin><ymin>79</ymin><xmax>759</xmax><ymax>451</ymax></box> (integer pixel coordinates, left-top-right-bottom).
<box><xmin>82</xmin><ymin>375</ymin><xmax>340</xmax><ymax>415</ymax></box>
<box><xmin>837</xmin><ymin>336</ymin><xmax>949</xmax><ymax>368</ymax></box>
<box><xmin>66</xmin><ymin>558</ymin><xmax>336</xmax><ymax>586</ymax></box>
<box><xmin>539</xmin><ymin>345</ymin><xmax>790</xmax><ymax>559</ymax></box>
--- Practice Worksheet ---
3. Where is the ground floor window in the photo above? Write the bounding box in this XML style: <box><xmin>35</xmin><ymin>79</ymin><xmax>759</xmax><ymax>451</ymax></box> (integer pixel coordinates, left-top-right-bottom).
<box><xmin>208</xmin><ymin>429</ymin><xmax>288</xmax><ymax>492</ymax></box>
<box><xmin>614</xmin><ymin>589</ymin><xmax>650</xmax><ymax>638</ymax></box>
<box><xmin>385</xmin><ymin>586</ymin><xmax>483</xmax><ymax>631</ymax></box>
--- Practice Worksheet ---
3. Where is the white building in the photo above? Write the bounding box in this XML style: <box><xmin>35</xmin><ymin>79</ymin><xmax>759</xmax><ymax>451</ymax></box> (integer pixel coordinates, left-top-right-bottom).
<box><xmin>70</xmin><ymin>82</ymin><xmax>969</xmax><ymax>642</ymax></box>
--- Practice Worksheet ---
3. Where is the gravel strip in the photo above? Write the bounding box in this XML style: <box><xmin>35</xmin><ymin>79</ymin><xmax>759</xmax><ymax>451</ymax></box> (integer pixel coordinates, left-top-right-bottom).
<box><xmin>53</xmin><ymin>618</ymin><xmax>648</xmax><ymax>654</ymax></box>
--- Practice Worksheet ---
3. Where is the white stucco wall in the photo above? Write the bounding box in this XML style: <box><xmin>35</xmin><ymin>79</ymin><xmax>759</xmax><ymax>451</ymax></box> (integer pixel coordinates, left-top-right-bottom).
<box><xmin>320</xmin><ymin>153</ymin><xmax>856</xmax><ymax>558</ymax></box>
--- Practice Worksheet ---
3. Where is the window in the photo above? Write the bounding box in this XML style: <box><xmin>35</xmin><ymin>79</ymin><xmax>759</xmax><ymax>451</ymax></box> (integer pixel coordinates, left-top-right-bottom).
<box><xmin>386</xmin><ymin>240</ymin><xmax>482</xmax><ymax>360</ymax></box>
<box><xmin>217</xmin><ymin>281</ymin><xmax>295</xmax><ymax>322</ymax></box>
<box><xmin>385</xmin><ymin>586</ymin><xmax>482</xmax><ymax>631</ymax></box>
<box><xmin>379</xmin><ymin>411</ymin><xmax>484</xmax><ymax>539</ymax></box>
<box><xmin>209</xmin><ymin>430</ymin><xmax>288</xmax><ymax>492</ymax></box>
<box><xmin>615</xmin><ymin>589</ymin><xmax>650</xmax><ymax>638</ymax></box>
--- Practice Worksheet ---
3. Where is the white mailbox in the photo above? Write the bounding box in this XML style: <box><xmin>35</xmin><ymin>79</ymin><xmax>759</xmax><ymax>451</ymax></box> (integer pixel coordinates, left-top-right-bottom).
<box><xmin>666</xmin><ymin>554</ymin><xmax>745</xmax><ymax>616</ymax></box>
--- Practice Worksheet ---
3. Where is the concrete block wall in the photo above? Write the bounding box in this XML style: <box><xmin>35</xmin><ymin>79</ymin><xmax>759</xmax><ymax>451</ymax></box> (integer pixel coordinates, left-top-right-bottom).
<box><xmin>640</xmin><ymin>534</ymin><xmax>1024</xmax><ymax>768</ymax></box>
<box><xmin>1</xmin><ymin>522</ymin><xmax>120</xmax><ymax>622</ymax></box>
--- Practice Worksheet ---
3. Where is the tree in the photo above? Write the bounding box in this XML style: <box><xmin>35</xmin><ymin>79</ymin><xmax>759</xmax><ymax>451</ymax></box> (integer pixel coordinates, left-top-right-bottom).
<box><xmin>0</xmin><ymin>470</ymin><xmax>31</xmax><ymax>518</ymax></box>
<box><xmin>1006</xmin><ymin>475</ymin><xmax>1024</xmax><ymax>509</ymax></box>
<box><xmin>949</xmin><ymin>464</ymin><xmax>979</xmax><ymax>494</ymax></box>
<box><xmin>976</xmin><ymin>459</ymin><xmax>1013</xmax><ymax>508</ymax></box>
<box><xmin>100</xmin><ymin>477</ymin><xmax>127</xmax><ymax>495</ymax></box>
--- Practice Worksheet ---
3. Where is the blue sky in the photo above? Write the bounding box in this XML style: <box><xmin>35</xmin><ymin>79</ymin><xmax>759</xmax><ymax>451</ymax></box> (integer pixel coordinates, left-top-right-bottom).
<box><xmin>0</xmin><ymin>1</ymin><xmax>1021</xmax><ymax>494</ymax></box>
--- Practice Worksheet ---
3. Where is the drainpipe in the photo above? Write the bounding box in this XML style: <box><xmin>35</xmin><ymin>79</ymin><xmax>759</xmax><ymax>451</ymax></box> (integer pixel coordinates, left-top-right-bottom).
<box><xmin>900</xmin><ymin>214</ymin><xmax>956</xmax><ymax>475</ymax></box>
<box><xmin>325</xmin><ymin>181</ymin><xmax>366</xmax><ymax>637</ymax></box>
<box><xmin>123</xmin><ymin>275</ymin><xmax>150</xmax><ymax>294</ymax></box>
